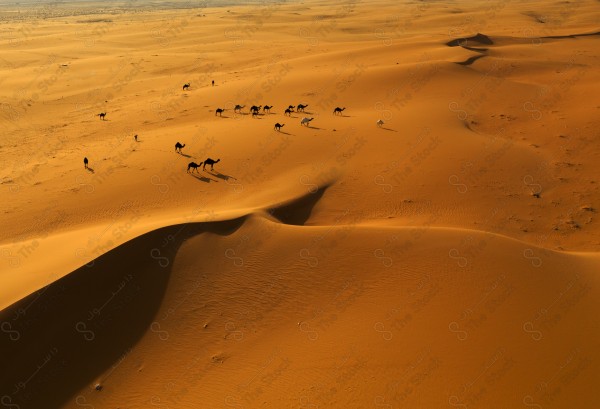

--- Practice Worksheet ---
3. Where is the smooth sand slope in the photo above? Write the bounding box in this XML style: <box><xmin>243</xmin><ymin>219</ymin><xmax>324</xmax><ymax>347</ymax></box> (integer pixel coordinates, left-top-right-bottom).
<box><xmin>1</xmin><ymin>0</ymin><xmax>599</xmax><ymax>408</ymax></box>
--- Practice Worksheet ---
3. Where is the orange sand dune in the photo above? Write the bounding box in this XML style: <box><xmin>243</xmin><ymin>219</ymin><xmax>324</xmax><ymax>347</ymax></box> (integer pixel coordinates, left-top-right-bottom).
<box><xmin>1</xmin><ymin>211</ymin><xmax>599</xmax><ymax>408</ymax></box>
<box><xmin>1</xmin><ymin>0</ymin><xmax>599</xmax><ymax>408</ymax></box>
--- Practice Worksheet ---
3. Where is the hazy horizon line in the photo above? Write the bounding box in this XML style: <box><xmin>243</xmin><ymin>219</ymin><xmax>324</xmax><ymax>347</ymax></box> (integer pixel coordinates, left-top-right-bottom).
<box><xmin>0</xmin><ymin>0</ymin><xmax>294</xmax><ymax>12</ymax></box>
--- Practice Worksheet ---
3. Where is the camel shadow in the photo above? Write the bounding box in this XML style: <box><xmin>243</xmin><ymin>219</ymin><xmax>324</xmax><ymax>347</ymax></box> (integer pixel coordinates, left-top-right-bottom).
<box><xmin>278</xmin><ymin>130</ymin><xmax>292</xmax><ymax>135</ymax></box>
<box><xmin>209</xmin><ymin>171</ymin><xmax>236</xmax><ymax>181</ymax></box>
<box><xmin>190</xmin><ymin>173</ymin><xmax>217</xmax><ymax>183</ymax></box>
<box><xmin>178</xmin><ymin>153</ymin><xmax>192</xmax><ymax>158</ymax></box>
<box><xmin>217</xmin><ymin>115</ymin><xmax>230</xmax><ymax>119</ymax></box>
<box><xmin>380</xmin><ymin>127</ymin><xmax>398</xmax><ymax>132</ymax></box>
<box><xmin>306</xmin><ymin>125</ymin><xmax>322</xmax><ymax>130</ymax></box>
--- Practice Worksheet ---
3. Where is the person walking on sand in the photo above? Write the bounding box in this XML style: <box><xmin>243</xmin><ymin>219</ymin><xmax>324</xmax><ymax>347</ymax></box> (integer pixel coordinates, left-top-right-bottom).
<box><xmin>84</xmin><ymin>157</ymin><xmax>89</xmax><ymax>169</ymax></box>
<box><xmin>212</xmin><ymin>80</ymin><xmax>214</xmax><ymax>87</ymax></box>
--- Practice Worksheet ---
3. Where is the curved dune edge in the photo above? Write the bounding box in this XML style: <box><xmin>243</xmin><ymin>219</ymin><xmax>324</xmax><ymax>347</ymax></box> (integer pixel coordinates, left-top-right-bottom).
<box><xmin>445</xmin><ymin>30</ymin><xmax>600</xmax><ymax>47</ymax></box>
<box><xmin>3</xmin><ymin>179</ymin><xmax>598</xmax><ymax>312</ymax></box>
<box><xmin>0</xmin><ymin>176</ymin><xmax>337</xmax><ymax>310</ymax></box>
<box><xmin>1</xmin><ymin>210</ymin><xmax>599</xmax><ymax>409</ymax></box>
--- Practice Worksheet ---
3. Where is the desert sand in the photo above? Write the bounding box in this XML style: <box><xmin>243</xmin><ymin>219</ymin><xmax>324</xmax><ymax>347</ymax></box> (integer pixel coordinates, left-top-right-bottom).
<box><xmin>1</xmin><ymin>0</ymin><xmax>599</xmax><ymax>408</ymax></box>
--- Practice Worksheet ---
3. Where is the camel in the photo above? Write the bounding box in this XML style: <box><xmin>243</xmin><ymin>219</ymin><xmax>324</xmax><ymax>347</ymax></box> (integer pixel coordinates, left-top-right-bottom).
<box><xmin>215</xmin><ymin>108</ymin><xmax>225</xmax><ymax>116</ymax></box>
<box><xmin>284</xmin><ymin>108</ymin><xmax>293</xmax><ymax>116</ymax></box>
<box><xmin>97</xmin><ymin>112</ymin><xmax>106</xmax><ymax>120</ymax></box>
<box><xmin>187</xmin><ymin>161</ymin><xmax>202</xmax><ymax>173</ymax></box>
<box><xmin>288</xmin><ymin>105</ymin><xmax>295</xmax><ymax>111</ymax></box>
<box><xmin>376</xmin><ymin>119</ymin><xmax>384</xmax><ymax>127</ymax></box>
<box><xmin>175</xmin><ymin>142</ymin><xmax>185</xmax><ymax>153</ymax></box>
<box><xmin>234</xmin><ymin>104</ymin><xmax>245</xmax><ymax>113</ymax></box>
<box><xmin>263</xmin><ymin>105</ymin><xmax>273</xmax><ymax>113</ymax></box>
<box><xmin>84</xmin><ymin>157</ymin><xmax>89</xmax><ymax>169</ymax></box>
<box><xmin>274</xmin><ymin>123</ymin><xmax>285</xmax><ymax>131</ymax></box>
<box><xmin>203</xmin><ymin>158</ymin><xmax>220</xmax><ymax>171</ymax></box>
<box><xmin>300</xmin><ymin>117</ymin><xmax>314</xmax><ymax>127</ymax></box>
<box><xmin>182</xmin><ymin>83</ymin><xmax>190</xmax><ymax>91</ymax></box>
<box><xmin>297</xmin><ymin>104</ymin><xmax>308</xmax><ymax>112</ymax></box>
<box><xmin>251</xmin><ymin>106</ymin><xmax>262</xmax><ymax>117</ymax></box>
<box><xmin>333</xmin><ymin>107</ymin><xmax>346</xmax><ymax>115</ymax></box>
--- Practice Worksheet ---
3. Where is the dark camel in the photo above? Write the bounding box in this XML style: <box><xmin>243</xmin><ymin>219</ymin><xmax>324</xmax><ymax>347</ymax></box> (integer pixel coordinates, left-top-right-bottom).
<box><xmin>97</xmin><ymin>112</ymin><xmax>106</xmax><ymax>120</ymax></box>
<box><xmin>263</xmin><ymin>105</ymin><xmax>273</xmax><ymax>113</ymax></box>
<box><xmin>297</xmin><ymin>104</ymin><xmax>308</xmax><ymax>112</ymax></box>
<box><xmin>234</xmin><ymin>104</ymin><xmax>245</xmax><ymax>113</ymax></box>
<box><xmin>284</xmin><ymin>108</ymin><xmax>293</xmax><ymax>116</ymax></box>
<box><xmin>182</xmin><ymin>83</ymin><xmax>190</xmax><ymax>91</ymax></box>
<box><xmin>175</xmin><ymin>142</ymin><xmax>185</xmax><ymax>153</ymax></box>
<box><xmin>333</xmin><ymin>107</ymin><xmax>346</xmax><ymax>115</ymax></box>
<box><xmin>274</xmin><ymin>123</ymin><xmax>285</xmax><ymax>131</ymax></box>
<box><xmin>215</xmin><ymin>108</ymin><xmax>225</xmax><ymax>116</ymax></box>
<box><xmin>187</xmin><ymin>162</ymin><xmax>202</xmax><ymax>173</ymax></box>
<box><xmin>203</xmin><ymin>158</ymin><xmax>220</xmax><ymax>171</ymax></box>
<box><xmin>250</xmin><ymin>105</ymin><xmax>262</xmax><ymax>116</ymax></box>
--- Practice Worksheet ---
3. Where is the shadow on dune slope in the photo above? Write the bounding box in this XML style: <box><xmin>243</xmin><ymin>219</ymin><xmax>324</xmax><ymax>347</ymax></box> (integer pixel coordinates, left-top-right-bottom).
<box><xmin>269</xmin><ymin>185</ymin><xmax>328</xmax><ymax>226</ymax></box>
<box><xmin>446</xmin><ymin>33</ymin><xmax>494</xmax><ymax>47</ymax></box>
<box><xmin>0</xmin><ymin>217</ymin><xmax>246</xmax><ymax>409</ymax></box>
<box><xmin>455</xmin><ymin>54</ymin><xmax>487</xmax><ymax>66</ymax></box>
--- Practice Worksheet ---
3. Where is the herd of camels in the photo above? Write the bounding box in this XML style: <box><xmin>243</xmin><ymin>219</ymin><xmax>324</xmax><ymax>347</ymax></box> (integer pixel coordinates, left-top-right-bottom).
<box><xmin>210</xmin><ymin>103</ymin><xmax>347</xmax><ymax>128</ymax></box>
<box><xmin>88</xmin><ymin>82</ymin><xmax>387</xmax><ymax>173</ymax></box>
